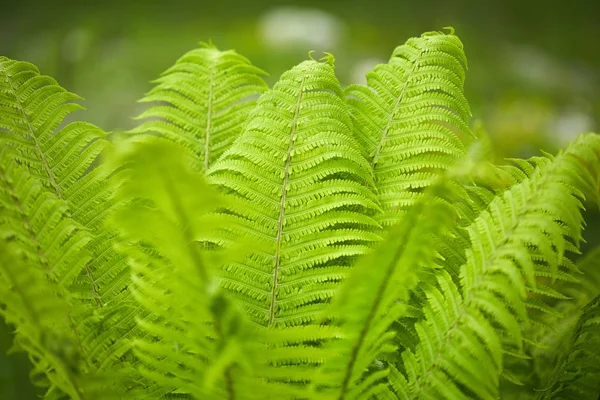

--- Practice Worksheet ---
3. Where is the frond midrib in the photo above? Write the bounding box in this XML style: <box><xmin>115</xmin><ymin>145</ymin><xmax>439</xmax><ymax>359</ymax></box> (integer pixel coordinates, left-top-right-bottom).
<box><xmin>269</xmin><ymin>68</ymin><xmax>308</xmax><ymax>328</ymax></box>
<box><xmin>1</xmin><ymin>65</ymin><xmax>62</xmax><ymax>197</ymax></box>
<box><xmin>203</xmin><ymin>67</ymin><xmax>214</xmax><ymax>170</ymax></box>
<box><xmin>370</xmin><ymin>39</ymin><xmax>426</xmax><ymax>168</ymax></box>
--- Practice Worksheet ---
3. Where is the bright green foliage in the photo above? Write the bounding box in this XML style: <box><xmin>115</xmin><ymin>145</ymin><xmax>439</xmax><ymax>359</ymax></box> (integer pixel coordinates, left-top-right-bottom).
<box><xmin>207</xmin><ymin>58</ymin><xmax>382</xmax><ymax>327</ymax></box>
<box><xmin>397</xmin><ymin>134</ymin><xmax>600</xmax><ymax>399</ymax></box>
<box><xmin>346</xmin><ymin>31</ymin><xmax>471</xmax><ymax>226</ymax></box>
<box><xmin>0</xmin><ymin>147</ymin><xmax>130</xmax><ymax>399</ymax></box>
<box><xmin>129</xmin><ymin>43</ymin><xmax>268</xmax><ymax>171</ymax></box>
<box><xmin>314</xmin><ymin>193</ymin><xmax>456</xmax><ymax>399</ymax></box>
<box><xmin>0</xmin><ymin>148</ymin><xmax>89</xmax><ymax>398</ymax></box>
<box><xmin>0</xmin><ymin>56</ymin><xmax>137</xmax><ymax>373</ymax></box>
<box><xmin>1</xmin><ymin>30</ymin><xmax>600</xmax><ymax>400</ymax></box>
<box><xmin>108</xmin><ymin>139</ymin><xmax>256</xmax><ymax>399</ymax></box>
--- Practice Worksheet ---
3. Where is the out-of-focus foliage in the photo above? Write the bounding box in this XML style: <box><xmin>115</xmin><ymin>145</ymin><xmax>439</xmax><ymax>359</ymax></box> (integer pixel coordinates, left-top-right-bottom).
<box><xmin>1</xmin><ymin>0</ymin><xmax>598</xmax><ymax>157</ymax></box>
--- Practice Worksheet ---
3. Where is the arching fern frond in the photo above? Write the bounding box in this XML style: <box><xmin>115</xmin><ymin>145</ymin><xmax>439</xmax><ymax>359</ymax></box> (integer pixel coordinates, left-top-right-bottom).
<box><xmin>0</xmin><ymin>57</ymin><xmax>129</xmax><ymax>301</ymax></box>
<box><xmin>109</xmin><ymin>138</ymin><xmax>288</xmax><ymax>399</ymax></box>
<box><xmin>207</xmin><ymin>57</ymin><xmax>382</xmax><ymax>328</ymax></box>
<box><xmin>346</xmin><ymin>30</ymin><xmax>472</xmax><ymax>226</ymax></box>
<box><xmin>311</xmin><ymin>191</ymin><xmax>455</xmax><ymax>399</ymax></box>
<box><xmin>0</xmin><ymin>147</ymin><xmax>132</xmax><ymax>399</ymax></box>
<box><xmin>396</xmin><ymin>133</ymin><xmax>600</xmax><ymax>399</ymax></box>
<box><xmin>130</xmin><ymin>43</ymin><xmax>268</xmax><ymax>171</ymax></box>
<box><xmin>0</xmin><ymin>57</ymin><xmax>137</xmax><ymax>371</ymax></box>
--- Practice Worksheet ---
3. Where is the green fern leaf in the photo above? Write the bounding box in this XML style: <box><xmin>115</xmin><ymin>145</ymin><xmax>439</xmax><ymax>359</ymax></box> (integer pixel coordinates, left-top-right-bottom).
<box><xmin>0</xmin><ymin>57</ymin><xmax>138</xmax><ymax>371</ymax></box>
<box><xmin>311</xmin><ymin>192</ymin><xmax>455</xmax><ymax>399</ymax></box>
<box><xmin>130</xmin><ymin>43</ymin><xmax>268</xmax><ymax>171</ymax></box>
<box><xmin>207</xmin><ymin>57</ymin><xmax>382</xmax><ymax>328</ymax></box>
<box><xmin>346</xmin><ymin>30</ymin><xmax>471</xmax><ymax>226</ymax></box>
<box><xmin>398</xmin><ymin>133</ymin><xmax>600</xmax><ymax>399</ymax></box>
<box><xmin>109</xmin><ymin>138</ymin><xmax>282</xmax><ymax>399</ymax></box>
<box><xmin>0</xmin><ymin>147</ymin><xmax>133</xmax><ymax>399</ymax></box>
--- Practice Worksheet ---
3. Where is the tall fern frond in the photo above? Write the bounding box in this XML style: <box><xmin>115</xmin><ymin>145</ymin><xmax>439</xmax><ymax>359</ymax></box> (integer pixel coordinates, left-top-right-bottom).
<box><xmin>109</xmin><ymin>138</ymin><xmax>284</xmax><ymax>399</ymax></box>
<box><xmin>396</xmin><ymin>133</ymin><xmax>600</xmax><ymax>399</ymax></box>
<box><xmin>311</xmin><ymin>189</ymin><xmax>455</xmax><ymax>399</ymax></box>
<box><xmin>129</xmin><ymin>43</ymin><xmax>268</xmax><ymax>171</ymax></box>
<box><xmin>346</xmin><ymin>29</ymin><xmax>471</xmax><ymax>226</ymax></box>
<box><xmin>207</xmin><ymin>57</ymin><xmax>382</xmax><ymax>328</ymax></box>
<box><xmin>0</xmin><ymin>57</ymin><xmax>137</xmax><ymax>370</ymax></box>
<box><xmin>0</xmin><ymin>147</ymin><xmax>131</xmax><ymax>399</ymax></box>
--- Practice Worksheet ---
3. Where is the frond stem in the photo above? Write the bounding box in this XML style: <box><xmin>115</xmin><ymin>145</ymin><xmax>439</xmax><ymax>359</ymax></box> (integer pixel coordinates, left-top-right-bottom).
<box><xmin>204</xmin><ymin>67</ymin><xmax>214</xmax><ymax>170</ymax></box>
<box><xmin>1</xmin><ymin>66</ymin><xmax>62</xmax><ymax>198</ymax></box>
<box><xmin>371</xmin><ymin>40</ymin><xmax>426</xmax><ymax>167</ymax></box>
<box><xmin>268</xmin><ymin>70</ymin><xmax>308</xmax><ymax>327</ymax></box>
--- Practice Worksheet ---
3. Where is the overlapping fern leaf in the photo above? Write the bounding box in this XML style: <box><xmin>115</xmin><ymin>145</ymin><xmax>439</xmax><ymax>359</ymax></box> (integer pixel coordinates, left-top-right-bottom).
<box><xmin>0</xmin><ymin>146</ymin><xmax>89</xmax><ymax>395</ymax></box>
<box><xmin>310</xmin><ymin>187</ymin><xmax>455</xmax><ymax>399</ymax></box>
<box><xmin>394</xmin><ymin>133</ymin><xmax>600</xmax><ymax>399</ymax></box>
<box><xmin>129</xmin><ymin>43</ymin><xmax>268</xmax><ymax>171</ymax></box>
<box><xmin>346</xmin><ymin>29</ymin><xmax>472</xmax><ymax>226</ymax></box>
<box><xmin>207</xmin><ymin>56</ymin><xmax>382</xmax><ymax>328</ymax></box>
<box><xmin>0</xmin><ymin>57</ymin><xmax>136</xmax><ymax>374</ymax></box>
<box><xmin>108</xmin><ymin>138</ymin><xmax>301</xmax><ymax>399</ymax></box>
<box><xmin>342</xmin><ymin>31</ymin><xmax>487</xmax><ymax>358</ymax></box>
<box><xmin>0</xmin><ymin>147</ymin><xmax>129</xmax><ymax>399</ymax></box>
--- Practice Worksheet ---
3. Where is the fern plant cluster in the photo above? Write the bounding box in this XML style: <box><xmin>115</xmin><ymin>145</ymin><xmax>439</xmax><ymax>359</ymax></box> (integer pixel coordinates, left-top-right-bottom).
<box><xmin>1</xmin><ymin>28</ymin><xmax>599</xmax><ymax>400</ymax></box>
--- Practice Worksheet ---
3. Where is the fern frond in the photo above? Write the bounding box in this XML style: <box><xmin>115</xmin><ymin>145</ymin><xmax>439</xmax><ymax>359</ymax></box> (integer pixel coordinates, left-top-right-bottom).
<box><xmin>110</xmin><ymin>138</ymin><xmax>277</xmax><ymax>399</ymax></box>
<box><xmin>0</xmin><ymin>241</ymin><xmax>88</xmax><ymax>399</ymax></box>
<box><xmin>0</xmin><ymin>147</ymin><xmax>132</xmax><ymax>399</ymax></box>
<box><xmin>0</xmin><ymin>57</ymin><xmax>137</xmax><ymax>370</ymax></box>
<box><xmin>0</xmin><ymin>58</ymin><xmax>106</xmax><ymax>200</ymax></box>
<box><xmin>311</xmin><ymin>192</ymin><xmax>456</xmax><ymax>399</ymax></box>
<box><xmin>0</xmin><ymin>58</ymin><xmax>129</xmax><ymax>304</ymax></box>
<box><xmin>537</xmin><ymin>294</ymin><xmax>600</xmax><ymax>400</ymax></box>
<box><xmin>130</xmin><ymin>44</ymin><xmax>268</xmax><ymax>171</ymax></box>
<box><xmin>397</xmin><ymin>133</ymin><xmax>600</xmax><ymax>399</ymax></box>
<box><xmin>346</xmin><ymin>30</ymin><xmax>471</xmax><ymax>226</ymax></box>
<box><xmin>207</xmin><ymin>57</ymin><xmax>382</xmax><ymax>327</ymax></box>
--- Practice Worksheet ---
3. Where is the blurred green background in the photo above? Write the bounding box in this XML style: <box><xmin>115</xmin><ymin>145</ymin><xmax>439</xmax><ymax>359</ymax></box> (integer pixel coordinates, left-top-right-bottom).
<box><xmin>1</xmin><ymin>1</ymin><xmax>599</xmax><ymax>398</ymax></box>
